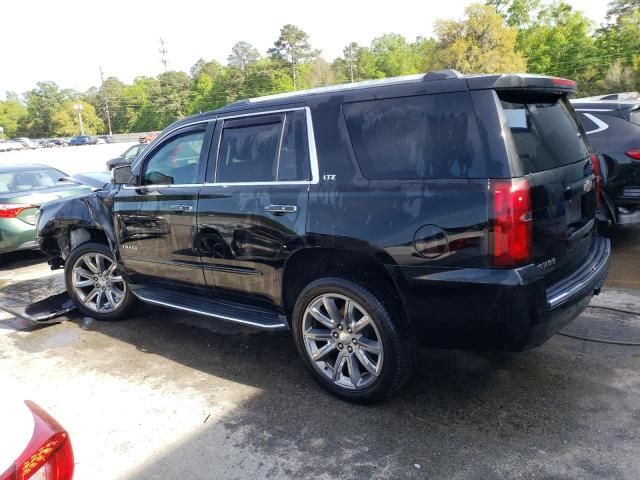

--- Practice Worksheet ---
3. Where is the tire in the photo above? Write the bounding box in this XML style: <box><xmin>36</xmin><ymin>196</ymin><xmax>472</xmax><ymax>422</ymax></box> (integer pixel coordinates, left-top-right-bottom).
<box><xmin>292</xmin><ymin>277</ymin><xmax>416</xmax><ymax>403</ymax></box>
<box><xmin>65</xmin><ymin>241</ymin><xmax>136</xmax><ymax>321</ymax></box>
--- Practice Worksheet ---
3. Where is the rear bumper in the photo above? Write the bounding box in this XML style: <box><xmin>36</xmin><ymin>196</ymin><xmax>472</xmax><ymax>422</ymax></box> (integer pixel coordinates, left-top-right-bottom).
<box><xmin>389</xmin><ymin>236</ymin><xmax>611</xmax><ymax>351</ymax></box>
<box><xmin>0</xmin><ymin>218</ymin><xmax>37</xmax><ymax>254</ymax></box>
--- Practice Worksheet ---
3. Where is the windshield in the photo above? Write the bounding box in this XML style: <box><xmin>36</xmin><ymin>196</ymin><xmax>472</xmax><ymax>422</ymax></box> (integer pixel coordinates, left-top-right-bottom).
<box><xmin>500</xmin><ymin>93</ymin><xmax>591</xmax><ymax>174</ymax></box>
<box><xmin>0</xmin><ymin>168</ymin><xmax>70</xmax><ymax>194</ymax></box>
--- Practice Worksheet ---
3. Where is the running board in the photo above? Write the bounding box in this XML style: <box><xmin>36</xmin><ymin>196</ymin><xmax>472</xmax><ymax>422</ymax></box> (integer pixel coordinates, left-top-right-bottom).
<box><xmin>133</xmin><ymin>288</ymin><xmax>289</xmax><ymax>331</ymax></box>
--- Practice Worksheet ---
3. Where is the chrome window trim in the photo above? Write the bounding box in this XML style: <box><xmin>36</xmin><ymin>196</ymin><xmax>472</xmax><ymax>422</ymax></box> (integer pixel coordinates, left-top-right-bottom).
<box><xmin>574</xmin><ymin>108</ymin><xmax>615</xmax><ymax>112</ymax></box>
<box><xmin>122</xmin><ymin>183</ymin><xmax>204</xmax><ymax>190</ymax></box>
<box><xmin>128</xmin><ymin>106</ymin><xmax>319</xmax><ymax>189</ymax></box>
<box><xmin>581</xmin><ymin>113</ymin><xmax>610</xmax><ymax>135</ymax></box>
<box><xmin>211</xmin><ymin>106</ymin><xmax>319</xmax><ymax>186</ymax></box>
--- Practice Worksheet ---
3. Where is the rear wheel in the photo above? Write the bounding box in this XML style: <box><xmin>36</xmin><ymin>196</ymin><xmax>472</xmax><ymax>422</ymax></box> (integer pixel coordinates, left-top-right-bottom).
<box><xmin>292</xmin><ymin>277</ymin><xmax>415</xmax><ymax>403</ymax></box>
<box><xmin>65</xmin><ymin>242</ymin><xmax>136</xmax><ymax>321</ymax></box>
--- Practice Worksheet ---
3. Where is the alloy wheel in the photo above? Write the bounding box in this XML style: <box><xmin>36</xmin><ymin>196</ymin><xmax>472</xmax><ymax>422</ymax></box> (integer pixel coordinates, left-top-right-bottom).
<box><xmin>302</xmin><ymin>293</ymin><xmax>384</xmax><ymax>390</ymax></box>
<box><xmin>71</xmin><ymin>252</ymin><xmax>127</xmax><ymax>313</ymax></box>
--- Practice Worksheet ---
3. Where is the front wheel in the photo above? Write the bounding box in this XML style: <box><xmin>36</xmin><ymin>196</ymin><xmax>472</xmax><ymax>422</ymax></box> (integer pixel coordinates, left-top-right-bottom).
<box><xmin>65</xmin><ymin>242</ymin><xmax>136</xmax><ymax>321</ymax></box>
<box><xmin>292</xmin><ymin>277</ymin><xmax>416</xmax><ymax>403</ymax></box>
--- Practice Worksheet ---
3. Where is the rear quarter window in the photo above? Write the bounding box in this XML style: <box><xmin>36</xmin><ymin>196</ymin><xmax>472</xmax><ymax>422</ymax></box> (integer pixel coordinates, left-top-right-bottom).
<box><xmin>500</xmin><ymin>93</ymin><xmax>590</xmax><ymax>174</ymax></box>
<box><xmin>343</xmin><ymin>92</ymin><xmax>487</xmax><ymax>180</ymax></box>
<box><xmin>630</xmin><ymin>108</ymin><xmax>640</xmax><ymax>126</ymax></box>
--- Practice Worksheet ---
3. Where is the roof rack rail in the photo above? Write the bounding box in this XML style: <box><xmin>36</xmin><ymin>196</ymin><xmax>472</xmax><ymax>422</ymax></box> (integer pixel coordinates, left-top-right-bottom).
<box><xmin>423</xmin><ymin>69</ymin><xmax>464</xmax><ymax>81</ymax></box>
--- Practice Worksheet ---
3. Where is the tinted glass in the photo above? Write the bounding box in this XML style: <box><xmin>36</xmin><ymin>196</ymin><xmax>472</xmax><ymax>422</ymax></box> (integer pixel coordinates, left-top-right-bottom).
<box><xmin>500</xmin><ymin>94</ymin><xmax>590</xmax><ymax>173</ymax></box>
<box><xmin>578</xmin><ymin>112</ymin><xmax>599</xmax><ymax>133</ymax></box>
<box><xmin>630</xmin><ymin>109</ymin><xmax>640</xmax><ymax>126</ymax></box>
<box><xmin>217</xmin><ymin>118</ymin><xmax>281</xmax><ymax>183</ymax></box>
<box><xmin>278</xmin><ymin>110</ymin><xmax>311</xmax><ymax>181</ymax></box>
<box><xmin>143</xmin><ymin>130</ymin><xmax>204</xmax><ymax>185</ymax></box>
<box><xmin>0</xmin><ymin>168</ymin><xmax>69</xmax><ymax>193</ymax></box>
<box><xmin>343</xmin><ymin>92</ymin><xmax>486</xmax><ymax>180</ymax></box>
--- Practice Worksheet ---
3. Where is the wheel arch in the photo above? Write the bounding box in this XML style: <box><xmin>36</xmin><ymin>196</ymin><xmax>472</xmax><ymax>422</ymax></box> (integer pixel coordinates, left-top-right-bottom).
<box><xmin>281</xmin><ymin>247</ymin><xmax>407</xmax><ymax>324</ymax></box>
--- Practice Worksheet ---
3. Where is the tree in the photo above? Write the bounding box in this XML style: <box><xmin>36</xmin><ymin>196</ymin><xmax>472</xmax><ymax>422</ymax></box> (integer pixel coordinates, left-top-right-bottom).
<box><xmin>517</xmin><ymin>2</ymin><xmax>596</xmax><ymax>87</ymax></box>
<box><xmin>190</xmin><ymin>59</ymin><xmax>223</xmax><ymax>79</ymax></box>
<box><xmin>434</xmin><ymin>3</ymin><xmax>526</xmax><ymax>73</ymax></box>
<box><xmin>152</xmin><ymin>71</ymin><xmax>193</xmax><ymax>127</ymax></box>
<box><xmin>227</xmin><ymin>41</ymin><xmax>260</xmax><ymax>70</ymax></box>
<box><xmin>21</xmin><ymin>82</ymin><xmax>74</xmax><ymax>137</ymax></box>
<box><xmin>370</xmin><ymin>34</ymin><xmax>419</xmax><ymax>77</ymax></box>
<box><xmin>50</xmin><ymin>100</ymin><xmax>104</xmax><ymax>136</ymax></box>
<box><xmin>268</xmin><ymin>24</ymin><xmax>320</xmax><ymax>89</ymax></box>
<box><xmin>606</xmin><ymin>0</ymin><xmax>640</xmax><ymax>19</ymax></box>
<box><xmin>412</xmin><ymin>36</ymin><xmax>439</xmax><ymax>73</ymax></box>
<box><xmin>343</xmin><ymin>42</ymin><xmax>359</xmax><ymax>82</ymax></box>
<box><xmin>486</xmin><ymin>0</ymin><xmax>540</xmax><ymax>27</ymax></box>
<box><xmin>0</xmin><ymin>98</ymin><xmax>27</xmax><ymax>138</ymax></box>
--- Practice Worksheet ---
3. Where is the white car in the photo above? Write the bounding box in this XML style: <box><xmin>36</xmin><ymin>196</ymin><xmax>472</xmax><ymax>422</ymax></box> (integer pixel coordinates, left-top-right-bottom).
<box><xmin>0</xmin><ymin>400</ymin><xmax>74</xmax><ymax>480</ymax></box>
<box><xmin>0</xmin><ymin>141</ymin><xmax>25</xmax><ymax>152</ymax></box>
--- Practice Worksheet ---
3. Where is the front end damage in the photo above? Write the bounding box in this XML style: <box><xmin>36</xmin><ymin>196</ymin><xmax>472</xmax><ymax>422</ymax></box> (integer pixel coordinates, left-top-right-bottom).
<box><xmin>37</xmin><ymin>188</ymin><xmax>118</xmax><ymax>270</ymax></box>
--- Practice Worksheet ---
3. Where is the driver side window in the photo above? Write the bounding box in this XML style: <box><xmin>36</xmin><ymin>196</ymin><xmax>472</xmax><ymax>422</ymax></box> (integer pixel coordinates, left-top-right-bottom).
<box><xmin>143</xmin><ymin>129</ymin><xmax>206</xmax><ymax>185</ymax></box>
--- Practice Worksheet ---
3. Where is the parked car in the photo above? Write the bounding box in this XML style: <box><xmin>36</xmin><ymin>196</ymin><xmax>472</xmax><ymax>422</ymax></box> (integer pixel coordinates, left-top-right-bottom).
<box><xmin>51</xmin><ymin>138</ymin><xmax>69</xmax><ymax>147</ymax></box>
<box><xmin>0</xmin><ymin>400</ymin><xmax>74</xmax><ymax>480</ymax></box>
<box><xmin>0</xmin><ymin>140</ymin><xmax>25</xmax><ymax>152</ymax></box>
<box><xmin>105</xmin><ymin>144</ymin><xmax>147</xmax><ymax>171</ymax></box>
<box><xmin>68</xmin><ymin>135</ymin><xmax>96</xmax><ymax>146</ymax></box>
<box><xmin>0</xmin><ymin>165</ymin><xmax>92</xmax><ymax>256</ymax></box>
<box><xmin>37</xmin><ymin>70</ymin><xmax>610</xmax><ymax>402</ymax></box>
<box><xmin>12</xmin><ymin>137</ymin><xmax>40</xmax><ymax>149</ymax></box>
<box><xmin>572</xmin><ymin>92</ymin><xmax>640</xmax><ymax>228</ymax></box>
<box><xmin>98</xmin><ymin>135</ymin><xmax>114</xmax><ymax>144</ymax></box>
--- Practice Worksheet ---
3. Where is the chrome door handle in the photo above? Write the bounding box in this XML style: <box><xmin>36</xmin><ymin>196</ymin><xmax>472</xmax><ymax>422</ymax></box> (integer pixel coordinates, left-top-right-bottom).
<box><xmin>169</xmin><ymin>204</ymin><xmax>193</xmax><ymax>212</ymax></box>
<box><xmin>264</xmin><ymin>204</ymin><xmax>297</xmax><ymax>215</ymax></box>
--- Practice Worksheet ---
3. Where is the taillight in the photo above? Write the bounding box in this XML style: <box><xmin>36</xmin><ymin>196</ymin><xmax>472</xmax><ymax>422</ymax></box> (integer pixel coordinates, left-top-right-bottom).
<box><xmin>0</xmin><ymin>401</ymin><xmax>74</xmax><ymax>480</ymax></box>
<box><xmin>551</xmin><ymin>77</ymin><xmax>576</xmax><ymax>87</ymax></box>
<box><xmin>625</xmin><ymin>148</ymin><xmax>640</xmax><ymax>160</ymax></box>
<box><xmin>491</xmin><ymin>178</ymin><xmax>532</xmax><ymax>267</ymax></box>
<box><xmin>0</xmin><ymin>204</ymin><xmax>37</xmax><ymax>219</ymax></box>
<box><xmin>590</xmin><ymin>153</ymin><xmax>601</xmax><ymax>208</ymax></box>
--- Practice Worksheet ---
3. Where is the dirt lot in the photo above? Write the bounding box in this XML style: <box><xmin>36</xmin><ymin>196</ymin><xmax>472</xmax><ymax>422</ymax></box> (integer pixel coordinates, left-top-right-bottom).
<box><xmin>0</xmin><ymin>229</ymin><xmax>638</xmax><ymax>480</ymax></box>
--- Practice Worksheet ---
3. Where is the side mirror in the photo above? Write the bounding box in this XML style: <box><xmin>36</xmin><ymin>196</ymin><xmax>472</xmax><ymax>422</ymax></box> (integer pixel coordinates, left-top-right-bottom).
<box><xmin>112</xmin><ymin>165</ymin><xmax>134</xmax><ymax>185</ymax></box>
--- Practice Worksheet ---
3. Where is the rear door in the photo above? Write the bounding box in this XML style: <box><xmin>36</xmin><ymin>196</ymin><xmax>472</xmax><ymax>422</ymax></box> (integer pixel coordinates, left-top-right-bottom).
<box><xmin>114</xmin><ymin>123</ymin><xmax>212</xmax><ymax>288</ymax></box>
<box><xmin>196</xmin><ymin>108</ymin><xmax>315</xmax><ymax>307</ymax></box>
<box><xmin>499</xmin><ymin>91</ymin><xmax>597</xmax><ymax>281</ymax></box>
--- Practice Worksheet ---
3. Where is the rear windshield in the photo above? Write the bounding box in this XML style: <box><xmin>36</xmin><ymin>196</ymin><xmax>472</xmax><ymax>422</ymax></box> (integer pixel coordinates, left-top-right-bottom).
<box><xmin>344</xmin><ymin>92</ymin><xmax>486</xmax><ymax>180</ymax></box>
<box><xmin>0</xmin><ymin>168</ymin><xmax>69</xmax><ymax>194</ymax></box>
<box><xmin>500</xmin><ymin>93</ymin><xmax>590</xmax><ymax>174</ymax></box>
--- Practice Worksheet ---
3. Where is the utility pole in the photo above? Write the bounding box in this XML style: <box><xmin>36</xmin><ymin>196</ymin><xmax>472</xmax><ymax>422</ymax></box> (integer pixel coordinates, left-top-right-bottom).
<box><xmin>159</xmin><ymin>38</ymin><xmax>168</xmax><ymax>72</ymax></box>
<box><xmin>99</xmin><ymin>66</ymin><xmax>113</xmax><ymax>136</ymax></box>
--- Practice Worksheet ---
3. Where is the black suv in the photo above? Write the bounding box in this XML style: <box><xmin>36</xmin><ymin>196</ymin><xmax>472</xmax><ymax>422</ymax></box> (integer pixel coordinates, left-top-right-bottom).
<box><xmin>572</xmin><ymin>92</ymin><xmax>640</xmax><ymax>227</ymax></box>
<box><xmin>37</xmin><ymin>70</ymin><xmax>611</xmax><ymax>402</ymax></box>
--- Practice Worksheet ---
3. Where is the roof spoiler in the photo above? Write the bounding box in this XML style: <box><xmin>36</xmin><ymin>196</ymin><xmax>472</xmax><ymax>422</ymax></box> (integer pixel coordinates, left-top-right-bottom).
<box><xmin>466</xmin><ymin>74</ymin><xmax>577</xmax><ymax>94</ymax></box>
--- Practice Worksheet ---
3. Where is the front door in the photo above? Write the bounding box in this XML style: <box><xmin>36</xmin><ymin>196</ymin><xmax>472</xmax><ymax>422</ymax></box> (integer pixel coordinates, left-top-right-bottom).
<box><xmin>114</xmin><ymin>123</ymin><xmax>213</xmax><ymax>289</ymax></box>
<box><xmin>196</xmin><ymin>108</ymin><xmax>315</xmax><ymax>307</ymax></box>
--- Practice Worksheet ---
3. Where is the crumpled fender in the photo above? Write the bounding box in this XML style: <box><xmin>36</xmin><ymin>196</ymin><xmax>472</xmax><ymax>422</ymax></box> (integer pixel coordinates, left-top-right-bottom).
<box><xmin>37</xmin><ymin>187</ymin><xmax>118</xmax><ymax>264</ymax></box>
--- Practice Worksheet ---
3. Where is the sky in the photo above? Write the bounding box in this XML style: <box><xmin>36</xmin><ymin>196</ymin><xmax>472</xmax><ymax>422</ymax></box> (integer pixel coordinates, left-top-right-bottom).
<box><xmin>0</xmin><ymin>0</ymin><xmax>609</xmax><ymax>98</ymax></box>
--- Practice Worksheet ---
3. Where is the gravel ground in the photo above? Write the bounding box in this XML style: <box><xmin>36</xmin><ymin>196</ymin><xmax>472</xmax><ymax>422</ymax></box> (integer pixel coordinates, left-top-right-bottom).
<box><xmin>0</xmin><ymin>149</ymin><xmax>639</xmax><ymax>479</ymax></box>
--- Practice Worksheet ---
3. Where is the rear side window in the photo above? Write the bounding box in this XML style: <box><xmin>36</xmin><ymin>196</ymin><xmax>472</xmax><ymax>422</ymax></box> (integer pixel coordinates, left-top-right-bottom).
<box><xmin>343</xmin><ymin>92</ymin><xmax>486</xmax><ymax>180</ymax></box>
<box><xmin>216</xmin><ymin>110</ymin><xmax>311</xmax><ymax>183</ymax></box>
<box><xmin>500</xmin><ymin>93</ymin><xmax>590</xmax><ymax>173</ymax></box>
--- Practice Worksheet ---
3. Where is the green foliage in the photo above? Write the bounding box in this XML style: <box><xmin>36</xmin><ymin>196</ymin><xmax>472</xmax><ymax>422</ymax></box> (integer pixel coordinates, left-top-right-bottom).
<box><xmin>268</xmin><ymin>24</ymin><xmax>320</xmax><ymax>89</ymax></box>
<box><xmin>20</xmin><ymin>82</ymin><xmax>74</xmax><ymax>137</ymax></box>
<box><xmin>228</xmin><ymin>41</ymin><xmax>261</xmax><ymax>70</ymax></box>
<box><xmin>0</xmin><ymin>98</ymin><xmax>27</xmax><ymax>138</ymax></box>
<box><xmin>50</xmin><ymin>100</ymin><xmax>104</xmax><ymax>136</ymax></box>
<box><xmin>14</xmin><ymin>12</ymin><xmax>640</xmax><ymax>137</ymax></box>
<box><xmin>434</xmin><ymin>3</ymin><xmax>527</xmax><ymax>73</ymax></box>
